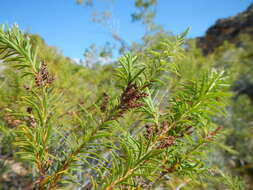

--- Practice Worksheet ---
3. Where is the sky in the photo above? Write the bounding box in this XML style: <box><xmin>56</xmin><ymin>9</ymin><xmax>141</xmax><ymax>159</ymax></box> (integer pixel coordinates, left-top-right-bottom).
<box><xmin>0</xmin><ymin>0</ymin><xmax>252</xmax><ymax>59</ymax></box>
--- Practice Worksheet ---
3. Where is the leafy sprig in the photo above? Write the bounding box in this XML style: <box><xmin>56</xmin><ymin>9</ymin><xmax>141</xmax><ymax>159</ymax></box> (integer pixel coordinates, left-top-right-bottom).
<box><xmin>0</xmin><ymin>25</ymin><xmax>230</xmax><ymax>190</ymax></box>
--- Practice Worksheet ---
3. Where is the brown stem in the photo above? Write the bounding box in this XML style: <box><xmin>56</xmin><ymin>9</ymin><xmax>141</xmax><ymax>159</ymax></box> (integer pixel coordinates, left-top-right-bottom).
<box><xmin>105</xmin><ymin>168</ymin><xmax>136</xmax><ymax>190</ymax></box>
<box><xmin>47</xmin><ymin>104</ymin><xmax>121</xmax><ymax>189</ymax></box>
<box><xmin>48</xmin><ymin>137</ymin><xmax>91</xmax><ymax>190</ymax></box>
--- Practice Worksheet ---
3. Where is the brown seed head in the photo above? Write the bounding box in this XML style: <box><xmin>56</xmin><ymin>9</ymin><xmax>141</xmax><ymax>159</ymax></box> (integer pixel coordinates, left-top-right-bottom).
<box><xmin>100</xmin><ymin>93</ymin><xmax>109</xmax><ymax>112</ymax></box>
<box><xmin>119</xmin><ymin>83</ymin><xmax>148</xmax><ymax>111</ymax></box>
<box><xmin>35</xmin><ymin>62</ymin><xmax>54</xmax><ymax>87</ymax></box>
<box><xmin>144</xmin><ymin>124</ymin><xmax>155</xmax><ymax>140</ymax></box>
<box><xmin>157</xmin><ymin>136</ymin><xmax>175</xmax><ymax>149</ymax></box>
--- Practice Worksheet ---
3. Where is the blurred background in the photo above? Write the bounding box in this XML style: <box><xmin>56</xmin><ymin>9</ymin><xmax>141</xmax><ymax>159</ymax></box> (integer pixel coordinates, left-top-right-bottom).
<box><xmin>1</xmin><ymin>0</ymin><xmax>253</xmax><ymax>189</ymax></box>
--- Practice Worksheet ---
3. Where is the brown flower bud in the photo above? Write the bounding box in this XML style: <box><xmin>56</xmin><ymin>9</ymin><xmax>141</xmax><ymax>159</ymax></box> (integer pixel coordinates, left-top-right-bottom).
<box><xmin>35</xmin><ymin>62</ymin><xmax>54</xmax><ymax>87</ymax></box>
<box><xmin>157</xmin><ymin>136</ymin><xmax>175</xmax><ymax>149</ymax></box>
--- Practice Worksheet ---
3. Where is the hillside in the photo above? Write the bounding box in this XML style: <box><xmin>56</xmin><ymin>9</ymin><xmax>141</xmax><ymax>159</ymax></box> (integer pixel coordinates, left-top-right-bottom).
<box><xmin>197</xmin><ymin>3</ymin><xmax>253</xmax><ymax>54</ymax></box>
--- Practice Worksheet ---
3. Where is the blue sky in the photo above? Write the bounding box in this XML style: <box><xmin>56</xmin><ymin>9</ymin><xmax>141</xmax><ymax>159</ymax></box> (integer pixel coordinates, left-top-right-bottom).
<box><xmin>0</xmin><ymin>0</ymin><xmax>252</xmax><ymax>59</ymax></box>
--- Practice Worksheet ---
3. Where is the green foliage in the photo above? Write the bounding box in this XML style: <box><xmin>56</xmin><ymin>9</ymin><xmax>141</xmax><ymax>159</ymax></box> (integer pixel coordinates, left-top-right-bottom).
<box><xmin>0</xmin><ymin>25</ymin><xmax>235</xmax><ymax>190</ymax></box>
<box><xmin>131</xmin><ymin>0</ymin><xmax>158</xmax><ymax>31</ymax></box>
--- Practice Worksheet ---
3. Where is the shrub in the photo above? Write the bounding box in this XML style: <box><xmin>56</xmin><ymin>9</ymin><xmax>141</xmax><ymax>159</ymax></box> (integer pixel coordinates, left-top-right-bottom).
<box><xmin>0</xmin><ymin>25</ymin><xmax>237</xmax><ymax>190</ymax></box>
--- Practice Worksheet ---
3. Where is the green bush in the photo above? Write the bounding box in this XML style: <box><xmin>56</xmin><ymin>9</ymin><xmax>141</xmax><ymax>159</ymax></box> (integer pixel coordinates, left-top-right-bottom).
<box><xmin>0</xmin><ymin>25</ymin><xmax>245</xmax><ymax>190</ymax></box>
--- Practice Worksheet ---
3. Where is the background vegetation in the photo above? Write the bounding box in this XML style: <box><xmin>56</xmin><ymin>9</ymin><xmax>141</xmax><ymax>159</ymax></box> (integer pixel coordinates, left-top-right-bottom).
<box><xmin>1</xmin><ymin>1</ymin><xmax>253</xmax><ymax>189</ymax></box>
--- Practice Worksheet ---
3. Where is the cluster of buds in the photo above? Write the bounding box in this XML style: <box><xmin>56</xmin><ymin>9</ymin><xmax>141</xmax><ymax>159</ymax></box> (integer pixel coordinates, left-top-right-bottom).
<box><xmin>100</xmin><ymin>93</ymin><xmax>109</xmax><ymax>112</ymax></box>
<box><xmin>144</xmin><ymin>121</ymin><xmax>222</xmax><ymax>150</ymax></box>
<box><xmin>35</xmin><ymin>62</ymin><xmax>54</xmax><ymax>87</ymax></box>
<box><xmin>4</xmin><ymin>115</ymin><xmax>22</xmax><ymax>128</ymax></box>
<box><xmin>144</xmin><ymin>124</ymin><xmax>155</xmax><ymax>140</ymax></box>
<box><xmin>114</xmin><ymin>83</ymin><xmax>148</xmax><ymax>118</ymax></box>
<box><xmin>144</xmin><ymin>121</ymin><xmax>169</xmax><ymax>140</ymax></box>
<box><xmin>144</xmin><ymin>121</ymin><xmax>176</xmax><ymax>149</ymax></box>
<box><xmin>157</xmin><ymin>121</ymin><xmax>176</xmax><ymax>149</ymax></box>
<box><xmin>157</xmin><ymin>136</ymin><xmax>175</xmax><ymax>149</ymax></box>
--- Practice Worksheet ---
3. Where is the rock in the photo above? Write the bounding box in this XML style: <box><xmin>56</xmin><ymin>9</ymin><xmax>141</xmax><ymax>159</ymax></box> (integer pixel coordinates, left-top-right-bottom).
<box><xmin>197</xmin><ymin>3</ymin><xmax>253</xmax><ymax>55</ymax></box>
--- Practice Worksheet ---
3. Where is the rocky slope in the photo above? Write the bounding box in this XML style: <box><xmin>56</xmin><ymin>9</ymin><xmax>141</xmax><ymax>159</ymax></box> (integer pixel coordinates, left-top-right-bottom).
<box><xmin>197</xmin><ymin>3</ymin><xmax>253</xmax><ymax>54</ymax></box>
